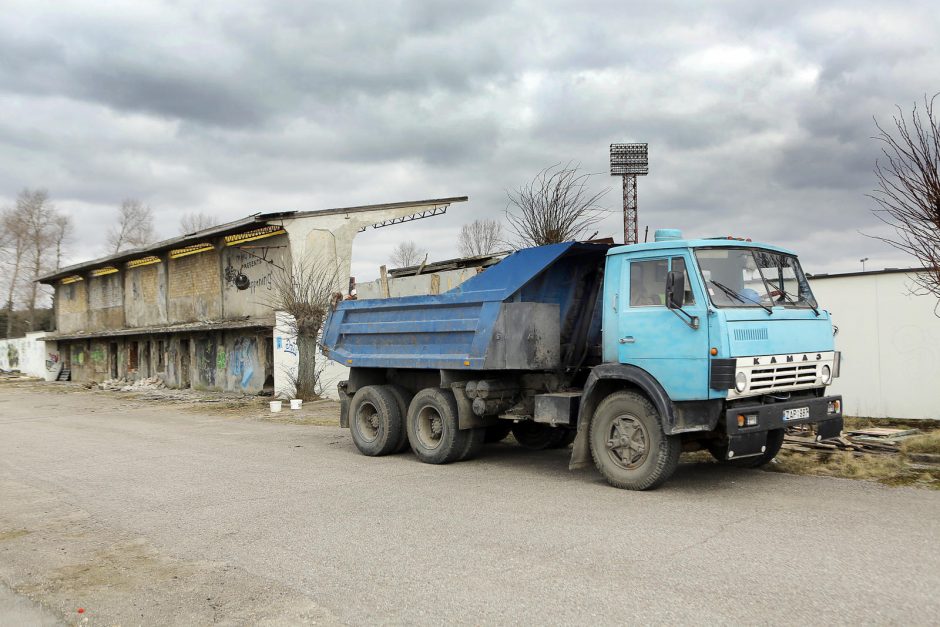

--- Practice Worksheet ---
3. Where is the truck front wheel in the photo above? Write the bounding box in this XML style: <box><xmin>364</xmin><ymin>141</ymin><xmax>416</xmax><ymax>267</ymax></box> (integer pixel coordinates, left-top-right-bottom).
<box><xmin>349</xmin><ymin>385</ymin><xmax>405</xmax><ymax>457</ymax></box>
<box><xmin>589</xmin><ymin>391</ymin><xmax>681</xmax><ymax>490</ymax></box>
<box><xmin>406</xmin><ymin>388</ymin><xmax>471</xmax><ymax>465</ymax></box>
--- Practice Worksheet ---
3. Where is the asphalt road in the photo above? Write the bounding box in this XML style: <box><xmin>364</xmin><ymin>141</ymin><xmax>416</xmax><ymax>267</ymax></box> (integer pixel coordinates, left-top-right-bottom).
<box><xmin>1</xmin><ymin>384</ymin><xmax>939</xmax><ymax>625</ymax></box>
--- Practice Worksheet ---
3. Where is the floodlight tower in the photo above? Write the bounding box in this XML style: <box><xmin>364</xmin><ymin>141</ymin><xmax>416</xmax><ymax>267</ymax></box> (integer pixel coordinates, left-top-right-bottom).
<box><xmin>610</xmin><ymin>143</ymin><xmax>648</xmax><ymax>245</ymax></box>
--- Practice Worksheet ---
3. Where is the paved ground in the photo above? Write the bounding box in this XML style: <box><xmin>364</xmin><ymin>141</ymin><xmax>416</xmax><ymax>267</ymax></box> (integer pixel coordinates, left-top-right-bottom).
<box><xmin>1</xmin><ymin>383</ymin><xmax>939</xmax><ymax>626</ymax></box>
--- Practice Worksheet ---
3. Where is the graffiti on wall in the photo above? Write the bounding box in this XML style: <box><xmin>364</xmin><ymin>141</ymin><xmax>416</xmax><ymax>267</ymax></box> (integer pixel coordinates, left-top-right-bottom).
<box><xmin>275</xmin><ymin>336</ymin><xmax>297</xmax><ymax>356</ymax></box>
<box><xmin>230</xmin><ymin>337</ymin><xmax>256</xmax><ymax>388</ymax></box>
<box><xmin>6</xmin><ymin>345</ymin><xmax>19</xmax><ymax>368</ymax></box>
<box><xmin>223</xmin><ymin>252</ymin><xmax>274</xmax><ymax>295</ymax></box>
<box><xmin>45</xmin><ymin>352</ymin><xmax>60</xmax><ymax>372</ymax></box>
<box><xmin>198</xmin><ymin>340</ymin><xmax>217</xmax><ymax>386</ymax></box>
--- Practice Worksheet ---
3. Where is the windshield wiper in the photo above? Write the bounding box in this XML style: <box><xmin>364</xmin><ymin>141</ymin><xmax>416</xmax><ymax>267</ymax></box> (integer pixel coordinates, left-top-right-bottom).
<box><xmin>776</xmin><ymin>287</ymin><xmax>820</xmax><ymax>316</ymax></box>
<box><xmin>710</xmin><ymin>280</ymin><xmax>773</xmax><ymax>315</ymax></box>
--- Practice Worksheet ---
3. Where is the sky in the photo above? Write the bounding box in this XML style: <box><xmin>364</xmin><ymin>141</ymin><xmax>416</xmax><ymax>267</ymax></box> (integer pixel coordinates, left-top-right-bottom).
<box><xmin>1</xmin><ymin>0</ymin><xmax>938</xmax><ymax>282</ymax></box>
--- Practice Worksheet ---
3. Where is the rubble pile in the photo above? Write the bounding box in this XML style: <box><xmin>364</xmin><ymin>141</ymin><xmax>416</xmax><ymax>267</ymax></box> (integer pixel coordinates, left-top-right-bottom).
<box><xmin>98</xmin><ymin>376</ymin><xmax>167</xmax><ymax>392</ymax></box>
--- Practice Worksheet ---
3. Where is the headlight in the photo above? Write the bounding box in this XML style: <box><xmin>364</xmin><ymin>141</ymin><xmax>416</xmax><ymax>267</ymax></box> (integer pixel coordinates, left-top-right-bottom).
<box><xmin>821</xmin><ymin>364</ymin><xmax>832</xmax><ymax>384</ymax></box>
<box><xmin>734</xmin><ymin>371</ymin><xmax>747</xmax><ymax>392</ymax></box>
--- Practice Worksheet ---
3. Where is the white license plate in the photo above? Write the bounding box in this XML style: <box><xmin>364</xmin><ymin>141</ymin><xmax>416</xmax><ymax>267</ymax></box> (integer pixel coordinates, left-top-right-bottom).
<box><xmin>783</xmin><ymin>407</ymin><xmax>810</xmax><ymax>421</ymax></box>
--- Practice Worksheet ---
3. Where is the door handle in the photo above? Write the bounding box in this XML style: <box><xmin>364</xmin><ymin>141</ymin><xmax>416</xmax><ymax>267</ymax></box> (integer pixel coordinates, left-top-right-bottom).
<box><xmin>619</xmin><ymin>336</ymin><xmax>635</xmax><ymax>344</ymax></box>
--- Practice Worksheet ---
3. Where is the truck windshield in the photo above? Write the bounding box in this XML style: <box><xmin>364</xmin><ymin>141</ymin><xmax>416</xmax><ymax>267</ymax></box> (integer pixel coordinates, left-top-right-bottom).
<box><xmin>694</xmin><ymin>247</ymin><xmax>818</xmax><ymax>310</ymax></box>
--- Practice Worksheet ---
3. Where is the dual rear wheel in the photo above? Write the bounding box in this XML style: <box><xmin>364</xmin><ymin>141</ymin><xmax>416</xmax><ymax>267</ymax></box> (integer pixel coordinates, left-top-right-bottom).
<box><xmin>349</xmin><ymin>385</ymin><xmax>484</xmax><ymax>464</ymax></box>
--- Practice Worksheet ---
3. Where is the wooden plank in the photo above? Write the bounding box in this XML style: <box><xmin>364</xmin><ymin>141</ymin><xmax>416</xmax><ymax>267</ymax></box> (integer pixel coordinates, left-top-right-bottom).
<box><xmin>379</xmin><ymin>265</ymin><xmax>390</xmax><ymax>298</ymax></box>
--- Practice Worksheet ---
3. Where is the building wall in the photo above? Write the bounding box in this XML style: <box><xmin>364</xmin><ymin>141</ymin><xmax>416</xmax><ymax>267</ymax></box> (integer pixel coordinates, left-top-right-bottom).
<box><xmin>125</xmin><ymin>262</ymin><xmax>169</xmax><ymax>327</ymax></box>
<box><xmin>0</xmin><ymin>332</ymin><xmax>59</xmax><ymax>379</ymax></box>
<box><xmin>57</xmin><ymin>329</ymin><xmax>273</xmax><ymax>393</ymax></box>
<box><xmin>809</xmin><ymin>271</ymin><xmax>940</xmax><ymax>420</ymax></box>
<box><xmin>87</xmin><ymin>273</ymin><xmax>125</xmax><ymax>331</ymax></box>
<box><xmin>221</xmin><ymin>234</ymin><xmax>289</xmax><ymax>318</ymax></box>
<box><xmin>56</xmin><ymin>281</ymin><xmax>88</xmax><ymax>334</ymax></box>
<box><xmin>167</xmin><ymin>249</ymin><xmax>223</xmax><ymax>322</ymax></box>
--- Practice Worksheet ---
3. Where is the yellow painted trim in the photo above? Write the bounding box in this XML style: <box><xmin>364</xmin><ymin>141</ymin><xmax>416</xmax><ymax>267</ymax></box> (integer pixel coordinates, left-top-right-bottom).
<box><xmin>224</xmin><ymin>226</ymin><xmax>286</xmax><ymax>246</ymax></box>
<box><xmin>126</xmin><ymin>255</ymin><xmax>162</xmax><ymax>269</ymax></box>
<box><xmin>169</xmin><ymin>243</ymin><xmax>214</xmax><ymax>259</ymax></box>
<box><xmin>90</xmin><ymin>266</ymin><xmax>119</xmax><ymax>277</ymax></box>
<box><xmin>60</xmin><ymin>275</ymin><xmax>84</xmax><ymax>284</ymax></box>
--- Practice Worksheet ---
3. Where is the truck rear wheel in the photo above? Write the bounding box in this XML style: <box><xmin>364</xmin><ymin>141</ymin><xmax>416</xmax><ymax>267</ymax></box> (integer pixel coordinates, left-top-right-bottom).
<box><xmin>589</xmin><ymin>391</ymin><xmax>681</xmax><ymax>490</ymax></box>
<box><xmin>406</xmin><ymin>388</ymin><xmax>471</xmax><ymax>464</ymax></box>
<box><xmin>349</xmin><ymin>385</ymin><xmax>404</xmax><ymax>457</ymax></box>
<box><xmin>484</xmin><ymin>422</ymin><xmax>513</xmax><ymax>443</ymax></box>
<box><xmin>512</xmin><ymin>422</ymin><xmax>567</xmax><ymax>450</ymax></box>
<box><xmin>384</xmin><ymin>384</ymin><xmax>413</xmax><ymax>454</ymax></box>
<box><xmin>708</xmin><ymin>429</ymin><xmax>785</xmax><ymax>468</ymax></box>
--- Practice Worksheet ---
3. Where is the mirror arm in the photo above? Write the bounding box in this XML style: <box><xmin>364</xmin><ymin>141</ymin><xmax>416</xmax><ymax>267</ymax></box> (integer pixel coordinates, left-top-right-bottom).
<box><xmin>669</xmin><ymin>305</ymin><xmax>700</xmax><ymax>330</ymax></box>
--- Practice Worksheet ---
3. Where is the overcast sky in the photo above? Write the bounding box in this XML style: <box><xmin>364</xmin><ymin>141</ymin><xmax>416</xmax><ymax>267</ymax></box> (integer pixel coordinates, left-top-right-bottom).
<box><xmin>1</xmin><ymin>0</ymin><xmax>938</xmax><ymax>280</ymax></box>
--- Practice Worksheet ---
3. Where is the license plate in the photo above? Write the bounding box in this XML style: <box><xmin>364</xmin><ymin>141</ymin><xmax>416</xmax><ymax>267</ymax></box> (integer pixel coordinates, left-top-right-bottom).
<box><xmin>783</xmin><ymin>407</ymin><xmax>810</xmax><ymax>421</ymax></box>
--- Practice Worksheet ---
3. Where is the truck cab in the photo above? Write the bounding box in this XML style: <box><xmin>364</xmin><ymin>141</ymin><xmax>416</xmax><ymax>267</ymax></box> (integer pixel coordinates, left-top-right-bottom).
<box><xmin>567</xmin><ymin>229</ymin><xmax>842</xmax><ymax>482</ymax></box>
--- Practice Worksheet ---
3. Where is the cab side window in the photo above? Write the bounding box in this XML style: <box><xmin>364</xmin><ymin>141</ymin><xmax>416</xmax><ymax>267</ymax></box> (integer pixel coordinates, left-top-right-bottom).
<box><xmin>629</xmin><ymin>259</ymin><xmax>668</xmax><ymax>307</ymax></box>
<box><xmin>670</xmin><ymin>257</ymin><xmax>696</xmax><ymax>305</ymax></box>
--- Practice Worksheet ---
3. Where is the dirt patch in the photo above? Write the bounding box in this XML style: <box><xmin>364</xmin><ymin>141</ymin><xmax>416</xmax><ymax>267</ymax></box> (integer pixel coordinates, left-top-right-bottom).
<box><xmin>0</xmin><ymin>529</ymin><xmax>30</xmax><ymax>542</ymax></box>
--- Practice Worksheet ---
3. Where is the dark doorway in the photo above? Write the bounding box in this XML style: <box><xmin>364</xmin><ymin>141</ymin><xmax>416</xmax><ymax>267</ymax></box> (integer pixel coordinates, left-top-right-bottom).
<box><xmin>141</xmin><ymin>341</ymin><xmax>151</xmax><ymax>377</ymax></box>
<box><xmin>180</xmin><ymin>339</ymin><xmax>191</xmax><ymax>388</ymax></box>
<box><xmin>109</xmin><ymin>342</ymin><xmax>118</xmax><ymax>379</ymax></box>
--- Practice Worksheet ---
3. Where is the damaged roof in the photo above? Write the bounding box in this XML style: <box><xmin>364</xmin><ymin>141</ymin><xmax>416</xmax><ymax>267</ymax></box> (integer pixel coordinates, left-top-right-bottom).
<box><xmin>38</xmin><ymin>196</ymin><xmax>467</xmax><ymax>283</ymax></box>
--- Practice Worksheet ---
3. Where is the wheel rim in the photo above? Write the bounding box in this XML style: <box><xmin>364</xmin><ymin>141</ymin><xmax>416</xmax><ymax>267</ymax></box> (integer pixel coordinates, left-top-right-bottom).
<box><xmin>415</xmin><ymin>404</ymin><xmax>445</xmax><ymax>450</ymax></box>
<box><xmin>355</xmin><ymin>401</ymin><xmax>381</xmax><ymax>443</ymax></box>
<box><xmin>606</xmin><ymin>414</ymin><xmax>649</xmax><ymax>470</ymax></box>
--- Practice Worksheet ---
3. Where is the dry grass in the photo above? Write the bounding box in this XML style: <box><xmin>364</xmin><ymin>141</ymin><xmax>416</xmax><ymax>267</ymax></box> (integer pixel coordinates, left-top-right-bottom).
<box><xmin>902</xmin><ymin>431</ymin><xmax>940</xmax><ymax>455</ymax></box>
<box><xmin>766</xmin><ymin>449</ymin><xmax>940</xmax><ymax>489</ymax></box>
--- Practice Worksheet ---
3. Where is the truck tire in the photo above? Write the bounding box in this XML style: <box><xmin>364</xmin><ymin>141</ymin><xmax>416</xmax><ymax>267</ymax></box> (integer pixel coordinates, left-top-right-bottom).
<box><xmin>512</xmin><ymin>422</ymin><xmax>569</xmax><ymax>450</ymax></box>
<box><xmin>589</xmin><ymin>391</ymin><xmax>681</xmax><ymax>490</ymax></box>
<box><xmin>458</xmin><ymin>427</ymin><xmax>486</xmax><ymax>461</ymax></box>
<box><xmin>349</xmin><ymin>385</ymin><xmax>404</xmax><ymax>457</ymax></box>
<box><xmin>406</xmin><ymin>388</ymin><xmax>471</xmax><ymax>464</ymax></box>
<box><xmin>484</xmin><ymin>422</ymin><xmax>513</xmax><ymax>443</ymax></box>
<box><xmin>384</xmin><ymin>384</ymin><xmax>413</xmax><ymax>454</ymax></box>
<box><xmin>549</xmin><ymin>428</ymin><xmax>576</xmax><ymax>449</ymax></box>
<box><xmin>708</xmin><ymin>429</ymin><xmax>785</xmax><ymax>468</ymax></box>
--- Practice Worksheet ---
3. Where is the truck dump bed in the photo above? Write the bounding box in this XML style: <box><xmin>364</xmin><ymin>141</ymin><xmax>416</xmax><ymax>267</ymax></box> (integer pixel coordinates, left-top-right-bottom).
<box><xmin>321</xmin><ymin>242</ymin><xmax>611</xmax><ymax>371</ymax></box>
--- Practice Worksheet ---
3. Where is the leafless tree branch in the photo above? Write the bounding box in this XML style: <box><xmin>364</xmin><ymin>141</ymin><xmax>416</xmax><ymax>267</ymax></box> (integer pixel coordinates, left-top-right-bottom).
<box><xmin>504</xmin><ymin>162</ymin><xmax>610</xmax><ymax>248</ymax></box>
<box><xmin>457</xmin><ymin>219</ymin><xmax>503</xmax><ymax>257</ymax></box>
<box><xmin>107</xmin><ymin>198</ymin><xmax>155</xmax><ymax>253</ymax></box>
<box><xmin>868</xmin><ymin>94</ymin><xmax>940</xmax><ymax>312</ymax></box>
<box><xmin>390</xmin><ymin>240</ymin><xmax>426</xmax><ymax>268</ymax></box>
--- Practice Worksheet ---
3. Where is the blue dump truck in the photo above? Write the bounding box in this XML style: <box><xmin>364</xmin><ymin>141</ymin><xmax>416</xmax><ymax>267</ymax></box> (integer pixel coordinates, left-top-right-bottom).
<box><xmin>321</xmin><ymin>229</ymin><xmax>843</xmax><ymax>489</ymax></box>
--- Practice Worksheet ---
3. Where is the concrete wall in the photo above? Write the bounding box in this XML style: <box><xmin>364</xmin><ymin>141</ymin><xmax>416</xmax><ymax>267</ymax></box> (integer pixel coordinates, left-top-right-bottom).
<box><xmin>87</xmin><ymin>273</ymin><xmax>125</xmax><ymax>331</ymax></box>
<box><xmin>167</xmin><ymin>249</ymin><xmax>223</xmax><ymax>322</ymax></box>
<box><xmin>58</xmin><ymin>329</ymin><xmax>273</xmax><ymax>393</ymax></box>
<box><xmin>221</xmin><ymin>234</ymin><xmax>289</xmax><ymax>318</ymax></box>
<box><xmin>809</xmin><ymin>270</ymin><xmax>940</xmax><ymax>420</ymax></box>
<box><xmin>125</xmin><ymin>263</ymin><xmax>168</xmax><ymax>327</ymax></box>
<box><xmin>357</xmin><ymin>267</ymin><xmax>482</xmax><ymax>299</ymax></box>
<box><xmin>0</xmin><ymin>332</ymin><xmax>59</xmax><ymax>379</ymax></box>
<box><xmin>56</xmin><ymin>281</ymin><xmax>88</xmax><ymax>334</ymax></box>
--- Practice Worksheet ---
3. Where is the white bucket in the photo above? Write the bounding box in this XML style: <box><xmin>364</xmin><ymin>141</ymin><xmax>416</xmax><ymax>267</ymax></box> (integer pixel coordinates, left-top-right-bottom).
<box><xmin>269</xmin><ymin>400</ymin><xmax>283</xmax><ymax>413</ymax></box>
<box><xmin>290</xmin><ymin>399</ymin><xmax>303</xmax><ymax>410</ymax></box>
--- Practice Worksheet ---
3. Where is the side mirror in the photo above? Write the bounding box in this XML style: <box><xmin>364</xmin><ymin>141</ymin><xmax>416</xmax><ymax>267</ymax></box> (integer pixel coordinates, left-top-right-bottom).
<box><xmin>666</xmin><ymin>271</ymin><xmax>685</xmax><ymax>309</ymax></box>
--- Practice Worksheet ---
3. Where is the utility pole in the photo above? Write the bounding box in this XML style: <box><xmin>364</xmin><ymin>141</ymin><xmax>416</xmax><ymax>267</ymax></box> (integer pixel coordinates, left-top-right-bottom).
<box><xmin>860</xmin><ymin>257</ymin><xmax>869</xmax><ymax>272</ymax></box>
<box><xmin>610</xmin><ymin>143</ymin><xmax>648</xmax><ymax>245</ymax></box>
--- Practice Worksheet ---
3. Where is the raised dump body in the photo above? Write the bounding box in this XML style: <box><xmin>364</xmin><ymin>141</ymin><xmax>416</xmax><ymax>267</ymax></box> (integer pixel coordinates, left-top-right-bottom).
<box><xmin>322</xmin><ymin>242</ymin><xmax>612</xmax><ymax>371</ymax></box>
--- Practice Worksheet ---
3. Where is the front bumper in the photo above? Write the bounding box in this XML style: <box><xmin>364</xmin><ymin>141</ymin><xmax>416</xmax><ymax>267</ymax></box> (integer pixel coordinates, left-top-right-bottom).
<box><xmin>724</xmin><ymin>394</ymin><xmax>843</xmax><ymax>459</ymax></box>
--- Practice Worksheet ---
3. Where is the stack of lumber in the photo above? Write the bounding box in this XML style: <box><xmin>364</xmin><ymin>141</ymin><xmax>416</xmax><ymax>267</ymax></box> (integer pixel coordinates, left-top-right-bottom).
<box><xmin>782</xmin><ymin>426</ymin><xmax>921</xmax><ymax>455</ymax></box>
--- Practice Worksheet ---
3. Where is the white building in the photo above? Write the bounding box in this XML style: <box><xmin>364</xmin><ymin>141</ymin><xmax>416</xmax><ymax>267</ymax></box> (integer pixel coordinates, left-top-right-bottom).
<box><xmin>809</xmin><ymin>268</ymin><xmax>940</xmax><ymax>420</ymax></box>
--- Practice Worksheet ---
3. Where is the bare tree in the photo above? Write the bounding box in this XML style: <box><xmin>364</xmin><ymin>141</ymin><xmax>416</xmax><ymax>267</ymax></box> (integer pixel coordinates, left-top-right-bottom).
<box><xmin>505</xmin><ymin>162</ymin><xmax>609</xmax><ymax>248</ymax></box>
<box><xmin>265</xmin><ymin>254</ymin><xmax>340</xmax><ymax>400</ymax></box>
<box><xmin>870</xmin><ymin>95</ymin><xmax>940</xmax><ymax>309</ymax></box>
<box><xmin>107</xmin><ymin>198</ymin><xmax>155</xmax><ymax>253</ymax></box>
<box><xmin>457</xmin><ymin>219</ymin><xmax>503</xmax><ymax>257</ymax></box>
<box><xmin>390</xmin><ymin>240</ymin><xmax>427</xmax><ymax>268</ymax></box>
<box><xmin>0</xmin><ymin>208</ymin><xmax>27</xmax><ymax>337</ymax></box>
<box><xmin>179</xmin><ymin>211</ymin><xmax>216</xmax><ymax>234</ymax></box>
<box><xmin>18</xmin><ymin>189</ymin><xmax>57</xmax><ymax>327</ymax></box>
<box><xmin>51</xmin><ymin>213</ymin><xmax>72</xmax><ymax>271</ymax></box>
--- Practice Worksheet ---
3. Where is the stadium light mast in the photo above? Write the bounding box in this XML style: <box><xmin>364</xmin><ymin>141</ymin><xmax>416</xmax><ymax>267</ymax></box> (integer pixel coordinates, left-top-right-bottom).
<box><xmin>610</xmin><ymin>143</ymin><xmax>648</xmax><ymax>245</ymax></box>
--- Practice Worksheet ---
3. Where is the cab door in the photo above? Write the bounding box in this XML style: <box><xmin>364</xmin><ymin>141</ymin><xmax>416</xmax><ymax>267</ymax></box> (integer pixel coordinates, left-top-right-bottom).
<box><xmin>616</xmin><ymin>254</ymin><xmax>709</xmax><ymax>400</ymax></box>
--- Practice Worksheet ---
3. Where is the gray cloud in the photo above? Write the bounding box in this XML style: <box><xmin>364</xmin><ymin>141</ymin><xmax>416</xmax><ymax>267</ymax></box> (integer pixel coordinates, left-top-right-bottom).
<box><xmin>0</xmin><ymin>0</ymin><xmax>937</xmax><ymax>283</ymax></box>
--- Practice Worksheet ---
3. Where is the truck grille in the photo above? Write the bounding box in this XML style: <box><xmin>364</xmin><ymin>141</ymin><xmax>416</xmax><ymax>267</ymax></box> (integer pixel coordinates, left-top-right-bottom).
<box><xmin>748</xmin><ymin>363</ymin><xmax>818</xmax><ymax>393</ymax></box>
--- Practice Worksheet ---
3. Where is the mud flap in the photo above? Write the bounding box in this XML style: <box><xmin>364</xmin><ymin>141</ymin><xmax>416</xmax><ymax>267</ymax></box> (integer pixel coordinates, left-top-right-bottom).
<box><xmin>815</xmin><ymin>416</ymin><xmax>844</xmax><ymax>441</ymax></box>
<box><xmin>725</xmin><ymin>430</ymin><xmax>768</xmax><ymax>460</ymax></box>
